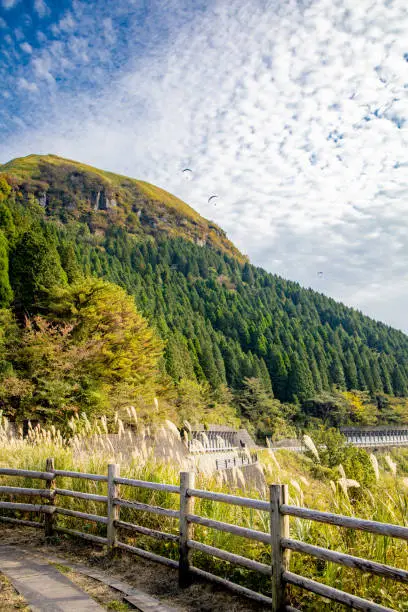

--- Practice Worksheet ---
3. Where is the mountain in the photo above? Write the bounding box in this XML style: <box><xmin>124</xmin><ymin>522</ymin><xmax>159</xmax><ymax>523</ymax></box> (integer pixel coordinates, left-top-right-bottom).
<box><xmin>0</xmin><ymin>154</ymin><xmax>243</xmax><ymax>261</ymax></box>
<box><xmin>1</xmin><ymin>154</ymin><xmax>408</xmax><ymax>435</ymax></box>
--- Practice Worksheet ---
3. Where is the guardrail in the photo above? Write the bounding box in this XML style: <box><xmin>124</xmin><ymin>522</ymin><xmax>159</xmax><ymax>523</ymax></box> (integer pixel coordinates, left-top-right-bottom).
<box><xmin>215</xmin><ymin>452</ymin><xmax>258</xmax><ymax>470</ymax></box>
<box><xmin>188</xmin><ymin>441</ymin><xmax>238</xmax><ymax>453</ymax></box>
<box><xmin>1</xmin><ymin>460</ymin><xmax>407</xmax><ymax>611</ymax></box>
<box><xmin>271</xmin><ymin>432</ymin><xmax>408</xmax><ymax>453</ymax></box>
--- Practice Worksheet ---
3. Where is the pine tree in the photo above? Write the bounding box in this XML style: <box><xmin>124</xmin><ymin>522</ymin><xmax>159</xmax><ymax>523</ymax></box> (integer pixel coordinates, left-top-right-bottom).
<box><xmin>369</xmin><ymin>354</ymin><xmax>384</xmax><ymax>393</ymax></box>
<box><xmin>200</xmin><ymin>341</ymin><xmax>221</xmax><ymax>388</ymax></box>
<box><xmin>392</xmin><ymin>365</ymin><xmax>408</xmax><ymax>397</ymax></box>
<box><xmin>59</xmin><ymin>243</ymin><xmax>82</xmax><ymax>283</ymax></box>
<box><xmin>309</xmin><ymin>354</ymin><xmax>323</xmax><ymax>393</ymax></box>
<box><xmin>344</xmin><ymin>349</ymin><xmax>358</xmax><ymax>390</ymax></box>
<box><xmin>379</xmin><ymin>354</ymin><xmax>394</xmax><ymax>395</ymax></box>
<box><xmin>268</xmin><ymin>346</ymin><xmax>287</xmax><ymax>400</ymax></box>
<box><xmin>286</xmin><ymin>354</ymin><xmax>314</xmax><ymax>402</ymax></box>
<box><xmin>329</xmin><ymin>352</ymin><xmax>346</xmax><ymax>389</ymax></box>
<box><xmin>0</xmin><ymin>230</ymin><xmax>13</xmax><ymax>307</ymax></box>
<box><xmin>361</xmin><ymin>352</ymin><xmax>375</xmax><ymax>393</ymax></box>
<box><xmin>242</xmin><ymin>262</ymin><xmax>254</xmax><ymax>284</ymax></box>
<box><xmin>259</xmin><ymin>357</ymin><xmax>273</xmax><ymax>395</ymax></box>
<box><xmin>10</xmin><ymin>227</ymin><xmax>67</xmax><ymax>312</ymax></box>
<box><xmin>0</xmin><ymin>201</ymin><xmax>16</xmax><ymax>243</ymax></box>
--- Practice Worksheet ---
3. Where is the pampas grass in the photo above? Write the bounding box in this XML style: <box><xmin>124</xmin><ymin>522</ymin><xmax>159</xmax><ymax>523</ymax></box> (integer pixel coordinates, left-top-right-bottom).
<box><xmin>1</xmin><ymin>416</ymin><xmax>408</xmax><ymax>610</ymax></box>
<box><xmin>370</xmin><ymin>454</ymin><xmax>380</xmax><ymax>481</ymax></box>
<box><xmin>385</xmin><ymin>455</ymin><xmax>397</xmax><ymax>476</ymax></box>
<box><xmin>338</xmin><ymin>464</ymin><xmax>346</xmax><ymax>479</ymax></box>
<box><xmin>302</xmin><ymin>434</ymin><xmax>320</xmax><ymax>463</ymax></box>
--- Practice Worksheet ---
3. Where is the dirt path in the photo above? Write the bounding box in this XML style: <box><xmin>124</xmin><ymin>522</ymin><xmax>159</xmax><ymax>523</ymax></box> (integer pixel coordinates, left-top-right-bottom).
<box><xmin>0</xmin><ymin>545</ymin><xmax>103</xmax><ymax>611</ymax></box>
<box><xmin>0</xmin><ymin>526</ymin><xmax>269</xmax><ymax>612</ymax></box>
<box><xmin>3</xmin><ymin>546</ymin><xmax>179</xmax><ymax>612</ymax></box>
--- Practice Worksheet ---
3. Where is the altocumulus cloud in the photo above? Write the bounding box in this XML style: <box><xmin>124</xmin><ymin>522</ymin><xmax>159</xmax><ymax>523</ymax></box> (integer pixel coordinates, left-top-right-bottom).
<box><xmin>0</xmin><ymin>0</ymin><xmax>408</xmax><ymax>330</ymax></box>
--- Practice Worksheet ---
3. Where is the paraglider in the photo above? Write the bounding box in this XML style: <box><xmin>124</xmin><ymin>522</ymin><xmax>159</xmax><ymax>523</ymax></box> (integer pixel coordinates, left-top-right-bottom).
<box><xmin>317</xmin><ymin>271</ymin><xmax>323</xmax><ymax>278</ymax></box>
<box><xmin>208</xmin><ymin>195</ymin><xmax>218</xmax><ymax>205</ymax></box>
<box><xmin>182</xmin><ymin>168</ymin><xmax>193</xmax><ymax>181</ymax></box>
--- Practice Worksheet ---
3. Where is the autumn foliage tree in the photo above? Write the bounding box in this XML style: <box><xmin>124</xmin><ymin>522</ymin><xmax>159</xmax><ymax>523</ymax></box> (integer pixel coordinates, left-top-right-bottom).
<box><xmin>2</xmin><ymin>278</ymin><xmax>163</xmax><ymax>422</ymax></box>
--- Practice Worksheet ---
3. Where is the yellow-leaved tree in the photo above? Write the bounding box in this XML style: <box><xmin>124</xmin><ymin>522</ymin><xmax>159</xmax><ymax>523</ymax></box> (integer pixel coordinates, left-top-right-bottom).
<box><xmin>4</xmin><ymin>278</ymin><xmax>163</xmax><ymax>422</ymax></box>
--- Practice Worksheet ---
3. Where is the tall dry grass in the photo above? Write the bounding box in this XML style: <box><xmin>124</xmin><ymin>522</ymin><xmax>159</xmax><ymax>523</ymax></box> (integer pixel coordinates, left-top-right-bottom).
<box><xmin>1</xmin><ymin>416</ymin><xmax>408</xmax><ymax>610</ymax></box>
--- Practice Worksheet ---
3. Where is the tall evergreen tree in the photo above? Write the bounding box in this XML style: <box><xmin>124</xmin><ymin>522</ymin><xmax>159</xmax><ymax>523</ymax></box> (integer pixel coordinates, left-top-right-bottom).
<box><xmin>392</xmin><ymin>365</ymin><xmax>408</xmax><ymax>397</ymax></box>
<box><xmin>286</xmin><ymin>354</ymin><xmax>314</xmax><ymax>402</ymax></box>
<box><xmin>329</xmin><ymin>352</ymin><xmax>346</xmax><ymax>389</ymax></box>
<box><xmin>268</xmin><ymin>346</ymin><xmax>288</xmax><ymax>400</ymax></box>
<box><xmin>0</xmin><ymin>230</ymin><xmax>13</xmax><ymax>308</ymax></box>
<box><xmin>10</xmin><ymin>227</ymin><xmax>67</xmax><ymax>312</ymax></box>
<box><xmin>344</xmin><ymin>349</ymin><xmax>358</xmax><ymax>390</ymax></box>
<box><xmin>379</xmin><ymin>354</ymin><xmax>394</xmax><ymax>395</ymax></box>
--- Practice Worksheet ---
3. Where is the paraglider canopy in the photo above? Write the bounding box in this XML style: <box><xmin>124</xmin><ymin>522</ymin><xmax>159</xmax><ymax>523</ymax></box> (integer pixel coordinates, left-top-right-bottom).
<box><xmin>182</xmin><ymin>168</ymin><xmax>193</xmax><ymax>180</ymax></box>
<box><xmin>208</xmin><ymin>195</ymin><xmax>218</xmax><ymax>205</ymax></box>
<box><xmin>317</xmin><ymin>271</ymin><xmax>323</xmax><ymax>277</ymax></box>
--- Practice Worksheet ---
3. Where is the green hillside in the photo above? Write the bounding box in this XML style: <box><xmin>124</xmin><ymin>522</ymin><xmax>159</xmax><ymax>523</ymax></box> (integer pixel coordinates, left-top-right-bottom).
<box><xmin>1</xmin><ymin>154</ymin><xmax>408</xmax><ymax>437</ymax></box>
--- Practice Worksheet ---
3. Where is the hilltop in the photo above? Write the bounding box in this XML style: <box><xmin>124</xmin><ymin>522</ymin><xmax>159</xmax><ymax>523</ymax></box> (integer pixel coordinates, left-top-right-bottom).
<box><xmin>1</xmin><ymin>154</ymin><xmax>408</xmax><ymax>436</ymax></box>
<box><xmin>0</xmin><ymin>154</ymin><xmax>243</xmax><ymax>261</ymax></box>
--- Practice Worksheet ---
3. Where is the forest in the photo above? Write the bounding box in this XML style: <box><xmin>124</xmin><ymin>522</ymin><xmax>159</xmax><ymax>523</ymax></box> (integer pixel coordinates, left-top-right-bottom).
<box><xmin>1</xmin><ymin>155</ymin><xmax>408</xmax><ymax>439</ymax></box>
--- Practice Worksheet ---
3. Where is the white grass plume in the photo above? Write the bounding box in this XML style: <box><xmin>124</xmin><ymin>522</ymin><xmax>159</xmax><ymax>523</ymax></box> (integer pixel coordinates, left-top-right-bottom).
<box><xmin>303</xmin><ymin>435</ymin><xmax>320</xmax><ymax>462</ymax></box>
<box><xmin>385</xmin><ymin>455</ymin><xmax>397</xmax><ymax>476</ymax></box>
<box><xmin>338</xmin><ymin>464</ymin><xmax>346</xmax><ymax>479</ymax></box>
<box><xmin>369</xmin><ymin>454</ymin><xmax>380</xmax><ymax>481</ymax></box>
<box><xmin>268</xmin><ymin>450</ymin><xmax>281</xmax><ymax>471</ymax></box>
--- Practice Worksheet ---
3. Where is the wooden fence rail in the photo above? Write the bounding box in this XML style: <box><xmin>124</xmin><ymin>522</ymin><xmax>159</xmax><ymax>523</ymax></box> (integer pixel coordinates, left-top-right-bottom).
<box><xmin>0</xmin><ymin>462</ymin><xmax>407</xmax><ymax>611</ymax></box>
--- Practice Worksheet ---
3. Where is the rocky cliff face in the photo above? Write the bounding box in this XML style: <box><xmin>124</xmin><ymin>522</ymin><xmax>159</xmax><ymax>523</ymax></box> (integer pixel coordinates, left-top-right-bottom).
<box><xmin>93</xmin><ymin>190</ymin><xmax>117</xmax><ymax>211</ymax></box>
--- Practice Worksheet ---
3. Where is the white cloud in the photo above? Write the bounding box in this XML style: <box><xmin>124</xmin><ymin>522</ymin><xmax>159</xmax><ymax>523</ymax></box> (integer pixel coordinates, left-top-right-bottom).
<box><xmin>1</xmin><ymin>0</ymin><xmax>19</xmax><ymax>8</ymax></box>
<box><xmin>51</xmin><ymin>12</ymin><xmax>76</xmax><ymax>35</ymax></box>
<box><xmin>0</xmin><ymin>17</ymin><xmax>7</xmax><ymax>28</ymax></box>
<box><xmin>34</xmin><ymin>0</ymin><xmax>49</xmax><ymax>18</ymax></box>
<box><xmin>2</xmin><ymin>0</ymin><xmax>408</xmax><ymax>331</ymax></box>
<box><xmin>20</xmin><ymin>42</ymin><xmax>33</xmax><ymax>54</ymax></box>
<box><xmin>17</xmin><ymin>78</ymin><xmax>38</xmax><ymax>93</ymax></box>
<box><xmin>32</xmin><ymin>56</ymin><xmax>55</xmax><ymax>83</ymax></box>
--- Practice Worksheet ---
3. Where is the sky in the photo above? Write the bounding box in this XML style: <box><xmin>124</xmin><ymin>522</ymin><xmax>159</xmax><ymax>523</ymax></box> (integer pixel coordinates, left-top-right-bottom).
<box><xmin>0</xmin><ymin>0</ymin><xmax>408</xmax><ymax>332</ymax></box>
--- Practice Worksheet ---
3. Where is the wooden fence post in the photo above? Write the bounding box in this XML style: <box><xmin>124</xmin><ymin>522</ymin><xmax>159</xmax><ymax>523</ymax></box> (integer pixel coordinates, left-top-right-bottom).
<box><xmin>107</xmin><ymin>463</ymin><xmax>120</xmax><ymax>551</ymax></box>
<box><xmin>44</xmin><ymin>457</ymin><xmax>55</xmax><ymax>538</ymax></box>
<box><xmin>270</xmin><ymin>484</ymin><xmax>290</xmax><ymax>611</ymax></box>
<box><xmin>179</xmin><ymin>471</ymin><xmax>195</xmax><ymax>587</ymax></box>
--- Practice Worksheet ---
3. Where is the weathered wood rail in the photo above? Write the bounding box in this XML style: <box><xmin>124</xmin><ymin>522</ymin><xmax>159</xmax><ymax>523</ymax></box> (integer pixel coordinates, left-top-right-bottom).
<box><xmin>1</xmin><ymin>462</ymin><xmax>407</xmax><ymax>611</ymax></box>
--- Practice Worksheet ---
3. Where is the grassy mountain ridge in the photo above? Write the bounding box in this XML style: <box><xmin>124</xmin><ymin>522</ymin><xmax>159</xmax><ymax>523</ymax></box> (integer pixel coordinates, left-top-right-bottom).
<box><xmin>1</xmin><ymin>154</ymin><xmax>408</xmax><ymax>434</ymax></box>
<box><xmin>0</xmin><ymin>154</ymin><xmax>244</xmax><ymax>262</ymax></box>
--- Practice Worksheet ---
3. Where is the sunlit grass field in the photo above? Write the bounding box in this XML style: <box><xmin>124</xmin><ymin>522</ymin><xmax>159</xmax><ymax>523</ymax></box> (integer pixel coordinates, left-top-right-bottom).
<box><xmin>0</xmin><ymin>415</ymin><xmax>407</xmax><ymax>611</ymax></box>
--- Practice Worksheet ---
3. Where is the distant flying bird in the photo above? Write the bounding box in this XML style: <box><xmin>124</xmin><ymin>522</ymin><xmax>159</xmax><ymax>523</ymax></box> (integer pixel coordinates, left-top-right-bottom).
<box><xmin>208</xmin><ymin>195</ymin><xmax>218</xmax><ymax>205</ymax></box>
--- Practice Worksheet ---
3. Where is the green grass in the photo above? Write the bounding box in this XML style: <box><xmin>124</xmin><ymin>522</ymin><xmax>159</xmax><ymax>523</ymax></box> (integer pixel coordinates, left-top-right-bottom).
<box><xmin>106</xmin><ymin>601</ymin><xmax>132</xmax><ymax>611</ymax></box>
<box><xmin>1</xmin><ymin>419</ymin><xmax>407</xmax><ymax>610</ymax></box>
<box><xmin>0</xmin><ymin>153</ymin><xmax>201</xmax><ymax>218</ymax></box>
<box><xmin>50</xmin><ymin>562</ymin><xmax>71</xmax><ymax>574</ymax></box>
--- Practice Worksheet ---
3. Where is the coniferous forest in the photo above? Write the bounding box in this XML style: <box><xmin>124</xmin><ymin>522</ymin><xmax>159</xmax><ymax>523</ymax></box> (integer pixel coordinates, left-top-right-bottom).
<box><xmin>1</xmin><ymin>154</ymin><xmax>408</xmax><ymax>439</ymax></box>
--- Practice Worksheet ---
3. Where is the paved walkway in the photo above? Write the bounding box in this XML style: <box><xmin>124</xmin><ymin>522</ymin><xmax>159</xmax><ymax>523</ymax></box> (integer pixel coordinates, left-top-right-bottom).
<box><xmin>0</xmin><ymin>546</ymin><xmax>103</xmax><ymax>611</ymax></box>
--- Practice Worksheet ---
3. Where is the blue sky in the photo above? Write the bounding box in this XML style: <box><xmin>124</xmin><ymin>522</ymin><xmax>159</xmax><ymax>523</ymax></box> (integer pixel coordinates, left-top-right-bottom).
<box><xmin>1</xmin><ymin>0</ymin><xmax>408</xmax><ymax>331</ymax></box>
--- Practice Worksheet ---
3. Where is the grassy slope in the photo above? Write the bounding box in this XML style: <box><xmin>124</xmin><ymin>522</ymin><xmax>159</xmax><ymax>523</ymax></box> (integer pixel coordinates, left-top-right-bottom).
<box><xmin>0</xmin><ymin>154</ymin><xmax>244</xmax><ymax>261</ymax></box>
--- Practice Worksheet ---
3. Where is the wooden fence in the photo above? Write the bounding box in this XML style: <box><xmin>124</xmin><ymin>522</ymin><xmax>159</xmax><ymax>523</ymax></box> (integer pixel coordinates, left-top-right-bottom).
<box><xmin>1</xmin><ymin>460</ymin><xmax>407</xmax><ymax>611</ymax></box>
